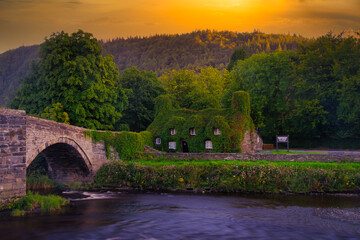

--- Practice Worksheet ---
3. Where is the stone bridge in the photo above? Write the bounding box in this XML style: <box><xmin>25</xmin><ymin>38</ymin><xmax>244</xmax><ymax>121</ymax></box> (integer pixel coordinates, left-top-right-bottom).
<box><xmin>0</xmin><ymin>108</ymin><xmax>110</xmax><ymax>204</ymax></box>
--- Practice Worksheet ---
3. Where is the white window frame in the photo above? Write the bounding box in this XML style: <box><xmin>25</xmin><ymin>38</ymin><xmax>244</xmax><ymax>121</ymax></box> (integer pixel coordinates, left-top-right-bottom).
<box><xmin>214</xmin><ymin>128</ymin><xmax>221</xmax><ymax>135</ymax></box>
<box><xmin>169</xmin><ymin>141</ymin><xmax>176</xmax><ymax>150</ymax></box>
<box><xmin>155</xmin><ymin>138</ymin><xmax>161</xmax><ymax>145</ymax></box>
<box><xmin>205</xmin><ymin>140</ymin><xmax>213</xmax><ymax>150</ymax></box>
<box><xmin>170</xmin><ymin>128</ymin><xmax>176</xmax><ymax>135</ymax></box>
<box><xmin>189</xmin><ymin>128</ymin><xmax>196</xmax><ymax>136</ymax></box>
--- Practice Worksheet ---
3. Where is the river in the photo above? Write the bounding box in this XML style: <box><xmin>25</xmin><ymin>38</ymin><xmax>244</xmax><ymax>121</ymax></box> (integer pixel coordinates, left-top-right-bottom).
<box><xmin>0</xmin><ymin>191</ymin><xmax>359</xmax><ymax>240</ymax></box>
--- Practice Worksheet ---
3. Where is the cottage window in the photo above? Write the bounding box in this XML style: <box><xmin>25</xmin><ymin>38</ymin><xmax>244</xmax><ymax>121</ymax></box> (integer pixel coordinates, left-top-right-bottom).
<box><xmin>189</xmin><ymin>128</ymin><xmax>196</xmax><ymax>136</ymax></box>
<box><xmin>170</xmin><ymin>128</ymin><xmax>176</xmax><ymax>135</ymax></box>
<box><xmin>214</xmin><ymin>128</ymin><xmax>221</xmax><ymax>135</ymax></box>
<box><xmin>169</xmin><ymin>141</ymin><xmax>176</xmax><ymax>150</ymax></box>
<box><xmin>155</xmin><ymin>138</ymin><xmax>161</xmax><ymax>145</ymax></box>
<box><xmin>205</xmin><ymin>140</ymin><xmax>213</xmax><ymax>150</ymax></box>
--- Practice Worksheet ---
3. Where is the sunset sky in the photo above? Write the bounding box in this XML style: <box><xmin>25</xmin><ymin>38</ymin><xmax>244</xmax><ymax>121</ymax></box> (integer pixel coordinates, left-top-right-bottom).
<box><xmin>0</xmin><ymin>0</ymin><xmax>359</xmax><ymax>53</ymax></box>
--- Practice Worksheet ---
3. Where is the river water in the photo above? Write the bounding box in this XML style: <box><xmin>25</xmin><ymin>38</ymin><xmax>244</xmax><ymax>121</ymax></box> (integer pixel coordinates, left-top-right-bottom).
<box><xmin>1</xmin><ymin>191</ymin><xmax>359</xmax><ymax>240</ymax></box>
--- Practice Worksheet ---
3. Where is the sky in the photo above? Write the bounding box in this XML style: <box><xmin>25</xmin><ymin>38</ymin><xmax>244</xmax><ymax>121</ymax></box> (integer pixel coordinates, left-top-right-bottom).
<box><xmin>0</xmin><ymin>0</ymin><xmax>359</xmax><ymax>53</ymax></box>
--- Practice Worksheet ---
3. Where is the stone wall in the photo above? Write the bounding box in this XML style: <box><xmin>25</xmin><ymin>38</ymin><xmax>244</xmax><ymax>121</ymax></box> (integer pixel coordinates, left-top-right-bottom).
<box><xmin>143</xmin><ymin>152</ymin><xmax>360</xmax><ymax>162</ymax></box>
<box><xmin>241</xmin><ymin>130</ymin><xmax>263</xmax><ymax>153</ymax></box>
<box><xmin>0</xmin><ymin>109</ymin><xmax>26</xmax><ymax>205</ymax></box>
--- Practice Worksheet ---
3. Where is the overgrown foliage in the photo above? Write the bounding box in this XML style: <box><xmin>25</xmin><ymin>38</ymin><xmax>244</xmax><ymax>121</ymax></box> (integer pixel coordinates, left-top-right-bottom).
<box><xmin>147</xmin><ymin>91</ymin><xmax>254</xmax><ymax>153</ymax></box>
<box><xmin>95</xmin><ymin>159</ymin><xmax>360</xmax><ymax>193</ymax></box>
<box><xmin>84</xmin><ymin>130</ymin><xmax>153</xmax><ymax>160</ymax></box>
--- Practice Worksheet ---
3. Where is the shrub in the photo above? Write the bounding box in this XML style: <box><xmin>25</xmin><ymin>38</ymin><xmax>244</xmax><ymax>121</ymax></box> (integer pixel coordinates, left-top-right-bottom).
<box><xmin>94</xmin><ymin>160</ymin><xmax>360</xmax><ymax>193</ymax></box>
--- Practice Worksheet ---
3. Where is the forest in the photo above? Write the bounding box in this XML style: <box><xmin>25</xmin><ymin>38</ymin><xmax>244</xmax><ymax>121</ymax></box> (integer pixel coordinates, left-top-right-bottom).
<box><xmin>0</xmin><ymin>30</ymin><xmax>307</xmax><ymax>107</ymax></box>
<box><xmin>4</xmin><ymin>30</ymin><xmax>360</xmax><ymax>148</ymax></box>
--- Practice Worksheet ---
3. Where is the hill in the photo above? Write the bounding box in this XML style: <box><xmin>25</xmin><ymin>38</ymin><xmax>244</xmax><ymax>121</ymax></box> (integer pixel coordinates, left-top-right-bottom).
<box><xmin>0</xmin><ymin>30</ymin><xmax>309</xmax><ymax>107</ymax></box>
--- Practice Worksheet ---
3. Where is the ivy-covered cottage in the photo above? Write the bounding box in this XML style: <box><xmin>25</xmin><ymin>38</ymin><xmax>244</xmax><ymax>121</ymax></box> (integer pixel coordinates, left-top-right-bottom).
<box><xmin>147</xmin><ymin>91</ymin><xmax>263</xmax><ymax>153</ymax></box>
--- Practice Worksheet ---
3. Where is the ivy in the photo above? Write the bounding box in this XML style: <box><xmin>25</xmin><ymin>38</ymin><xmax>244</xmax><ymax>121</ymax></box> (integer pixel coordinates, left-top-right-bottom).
<box><xmin>148</xmin><ymin>91</ymin><xmax>255</xmax><ymax>153</ymax></box>
<box><xmin>84</xmin><ymin>130</ymin><xmax>153</xmax><ymax>160</ymax></box>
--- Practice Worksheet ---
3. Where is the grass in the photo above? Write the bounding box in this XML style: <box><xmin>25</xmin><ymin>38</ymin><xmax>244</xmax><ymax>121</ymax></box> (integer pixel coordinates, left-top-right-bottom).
<box><xmin>26</xmin><ymin>174</ymin><xmax>57</xmax><ymax>190</ymax></box>
<box><xmin>3</xmin><ymin>191</ymin><xmax>69</xmax><ymax>216</ymax></box>
<box><xmin>94</xmin><ymin>159</ymin><xmax>360</xmax><ymax>194</ymax></box>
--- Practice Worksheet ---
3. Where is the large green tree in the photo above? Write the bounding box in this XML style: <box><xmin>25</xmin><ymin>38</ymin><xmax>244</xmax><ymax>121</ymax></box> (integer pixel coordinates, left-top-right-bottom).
<box><xmin>10</xmin><ymin>30</ymin><xmax>128</xmax><ymax>130</ymax></box>
<box><xmin>119</xmin><ymin>67</ymin><xmax>166</xmax><ymax>132</ymax></box>
<box><xmin>161</xmin><ymin>67</ymin><xmax>230</xmax><ymax>110</ymax></box>
<box><xmin>224</xmin><ymin>32</ymin><xmax>360</xmax><ymax>141</ymax></box>
<box><xmin>293</xmin><ymin>32</ymin><xmax>360</xmax><ymax>138</ymax></box>
<box><xmin>223</xmin><ymin>51</ymin><xmax>303</xmax><ymax>138</ymax></box>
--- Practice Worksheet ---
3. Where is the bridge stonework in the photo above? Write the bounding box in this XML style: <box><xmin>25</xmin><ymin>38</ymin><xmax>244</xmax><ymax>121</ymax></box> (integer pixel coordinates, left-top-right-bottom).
<box><xmin>0</xmin><ymin>109</ymin><xmax>26</xmax><ymax>205</ymax></box>
<box><xmin>0</xmin><ymin>108</ymin><xmax>110</xmax><ymax>205</ymax></box>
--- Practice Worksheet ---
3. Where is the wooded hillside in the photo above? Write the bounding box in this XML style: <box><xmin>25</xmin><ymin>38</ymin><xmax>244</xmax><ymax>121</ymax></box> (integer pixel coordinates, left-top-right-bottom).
<box><xmin>0</xmin><ymin>30</ymin><xmax>308</xmax><ymax>107</ymax></box>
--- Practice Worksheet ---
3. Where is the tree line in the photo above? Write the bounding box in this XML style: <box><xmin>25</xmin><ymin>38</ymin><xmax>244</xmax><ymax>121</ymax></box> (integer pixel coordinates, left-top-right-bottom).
<box><xmin>0</xmin><ymin>30</ymin><xmax>307</xmax><ymax>107</ymax></box>
<box><xmin>223</xmin><ymin>32</ymin><xmax>360</xmax><ymax>142</ymax></box>
<box><xmin>8</xmin><ymin>29</ymin><xmax>360</xmax><ymax>147</ymax></box>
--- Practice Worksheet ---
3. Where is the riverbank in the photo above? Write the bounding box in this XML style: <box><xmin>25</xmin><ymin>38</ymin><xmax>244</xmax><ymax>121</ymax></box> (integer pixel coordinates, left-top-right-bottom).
<box><xmin>94</xmin><ymin>159</ymin><xmax>360</xmax><ymax>194</ymax></box>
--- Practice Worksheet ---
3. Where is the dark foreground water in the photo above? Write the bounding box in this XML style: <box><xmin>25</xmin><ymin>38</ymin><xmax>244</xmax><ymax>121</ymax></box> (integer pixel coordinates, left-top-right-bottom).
<box><xmin>1</xmin><ymin>192</ymin><xmax>360</xmax><ymax>240</ymax></box>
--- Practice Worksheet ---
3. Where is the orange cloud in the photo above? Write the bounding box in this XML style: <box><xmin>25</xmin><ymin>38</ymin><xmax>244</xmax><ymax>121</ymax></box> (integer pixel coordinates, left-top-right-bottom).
<box><xmin>0</xmin><ymin>0</ymin><xmax>359</xmax><ymax>53</ymax></box>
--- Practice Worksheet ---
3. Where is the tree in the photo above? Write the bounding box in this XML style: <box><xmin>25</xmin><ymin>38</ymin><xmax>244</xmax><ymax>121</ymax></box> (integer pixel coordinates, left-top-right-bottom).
<box><xmin>10</xmin><ymin>30</ymin><xmax>128</xmax><ymax>130</ymax></box>
<box><xmin>223</xmin><ymin>51</ymin><xmax>300</xmax><ymax>139</ymax></box>
<box><xmin>161</xmin><ymin>69</ymin><xmax>197</xmax><ymax>109</ymax></box>
<box><xmin>227</xmin><ymin>48</ymin><xmax>248</xmax><ymax>71</ymax></box>
<box><xmin>161</xmin><ymin>67</ymin><xmax>229</xmax><ymax>110</ymax></box>
<box><xmin>293</xmin><ymin>33</ymin><xmax>360</xmax><ymax>138</ymax></box>
<box><xmin>41</xmin><ymin>102</ymin><xmax>70</xmax><ymax>124</ymax></box>
<box><xmin>224</xmin><ymin>32</ymin><xmax>360</xmax><ymax>141</ymax></box>
<box><xmin>119</xmin><ymin>67</ymin><xmax>166</xmax><ymax>132</ymax></box>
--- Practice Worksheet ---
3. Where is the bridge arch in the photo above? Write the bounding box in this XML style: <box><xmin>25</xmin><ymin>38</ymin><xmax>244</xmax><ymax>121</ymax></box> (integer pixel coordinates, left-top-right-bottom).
<box><xmin>27</xmin><ymin>137</ymin><xmax>93</xmax><ymax>183</ymax></box>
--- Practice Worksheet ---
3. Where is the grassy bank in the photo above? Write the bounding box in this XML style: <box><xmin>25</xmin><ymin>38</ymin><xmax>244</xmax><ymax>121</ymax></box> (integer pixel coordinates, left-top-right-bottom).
<box><xmin>95</xmin><ymin>159</ymin><xmax>360</xmax><ymax>193</ymax></box>
<box><xmin>2</xmin><ymin>191</ymin><xmax>69</xmax><ymax>216</ymax></box>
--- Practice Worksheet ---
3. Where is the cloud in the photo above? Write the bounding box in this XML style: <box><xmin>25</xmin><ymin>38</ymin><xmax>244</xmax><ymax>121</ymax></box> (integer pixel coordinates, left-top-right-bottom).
<box><xmin>65</xmin><ymin>0</ymin><xmax>82</xmax><ymax>4</ymax></box>
<box><xmin>283</xmin><ymin>10</ymin><xmax>360</xmax><ymax>24</ymax></box>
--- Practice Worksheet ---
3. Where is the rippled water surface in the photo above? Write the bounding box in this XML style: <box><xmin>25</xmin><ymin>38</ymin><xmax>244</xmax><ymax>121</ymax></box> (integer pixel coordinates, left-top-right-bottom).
<box><xmin>1</xmin><ymin>192</ymin><xmax>359</xmax><ymax>240</ymax></box>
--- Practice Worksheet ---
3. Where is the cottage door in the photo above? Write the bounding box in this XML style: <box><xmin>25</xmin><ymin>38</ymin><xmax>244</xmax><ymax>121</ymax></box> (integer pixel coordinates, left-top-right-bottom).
<box><xmin>181</xmin><ymin>139</ymin><xmax>189</xmax><ymax>152</ymax></box>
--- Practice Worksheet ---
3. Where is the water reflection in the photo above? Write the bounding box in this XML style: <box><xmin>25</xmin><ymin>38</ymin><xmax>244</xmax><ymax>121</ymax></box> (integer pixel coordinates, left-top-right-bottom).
<box><xmin>0</xmin><ymin>192</ymin><xmax>359</xmax><ymax>240</ymax></box>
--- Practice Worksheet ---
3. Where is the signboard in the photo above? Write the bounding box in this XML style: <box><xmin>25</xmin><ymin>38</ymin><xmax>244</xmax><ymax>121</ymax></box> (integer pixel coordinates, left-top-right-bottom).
<box><xmin>276</xmin><ymin>135</ymin><xmax>289</xmax><ymax>151</ymax></box>
<box><xmin>277</xmin><ymin>136</ymin><xmax>288</xmax><ymax>143</ymax></box>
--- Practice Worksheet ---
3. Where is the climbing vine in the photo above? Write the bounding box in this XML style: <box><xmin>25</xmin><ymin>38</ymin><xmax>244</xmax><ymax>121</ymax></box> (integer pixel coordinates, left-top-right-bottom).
<box><xmin>84</xmin><ymin>130</ymin><xmax>153</xmax><ymax>160</ymax></box>
<box><xmin>147</xmin><ymin>91</ymin><xmax>255</xmax><ymax>153</ymax></box>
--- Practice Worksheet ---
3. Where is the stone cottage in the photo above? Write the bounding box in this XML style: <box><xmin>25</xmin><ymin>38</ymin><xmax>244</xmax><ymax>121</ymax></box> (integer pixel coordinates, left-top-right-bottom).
<box><xmin>147</xmin><ymin>91</ymin><xmax>263</xmax><ymax>153</ymax></box>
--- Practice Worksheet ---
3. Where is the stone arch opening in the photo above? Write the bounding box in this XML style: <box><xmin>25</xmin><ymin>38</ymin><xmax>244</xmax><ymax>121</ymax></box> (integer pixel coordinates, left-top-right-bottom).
<box><xmin>27</xmin><ymin>141</ymin><xmax>92</xmax><ymax>184</ymax></box>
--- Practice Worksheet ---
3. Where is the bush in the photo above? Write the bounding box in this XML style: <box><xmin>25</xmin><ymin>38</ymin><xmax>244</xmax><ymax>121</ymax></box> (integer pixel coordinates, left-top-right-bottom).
<box><xmin>94</xmin><ymin>160</ymin><xmax>360</xmax><ymax>193</ymax></box>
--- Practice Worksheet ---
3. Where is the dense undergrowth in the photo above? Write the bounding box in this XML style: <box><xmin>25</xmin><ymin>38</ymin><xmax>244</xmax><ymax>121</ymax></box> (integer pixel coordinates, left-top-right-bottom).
<box><xmin>95</xmin><ymin>159</ymin><xmax>360</xmax><ymax>193</ymax></box>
